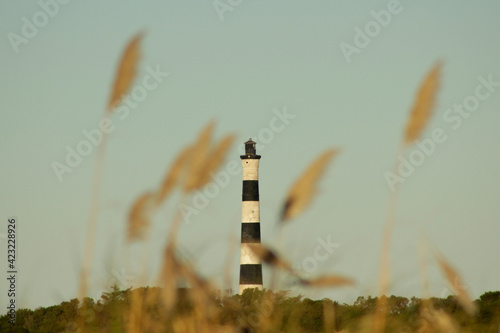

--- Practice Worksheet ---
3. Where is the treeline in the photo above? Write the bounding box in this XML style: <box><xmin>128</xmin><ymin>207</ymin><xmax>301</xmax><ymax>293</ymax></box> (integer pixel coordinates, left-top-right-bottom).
<box><xmin>1</xmin><ymin>286</ymin><xmax>499</xmax><ymax>332</ymax></box>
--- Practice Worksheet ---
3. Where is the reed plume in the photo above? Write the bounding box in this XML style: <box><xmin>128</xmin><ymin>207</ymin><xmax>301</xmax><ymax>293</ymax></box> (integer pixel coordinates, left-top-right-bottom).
<box><xmin>127</xmin><ymin>122</ymin><xmax>234</xmax><ymax>244</ymax></box>
<box><xmin>107</xmin><ymin>32</ymin><xmax>144</xmax><ymax>111</ymax></box>
<box><xmin>300</xmin><ymin>275</ymin><xmax>355</xmax><ymax>287</ymax></box>
<box><xmin>280</xmin><ymin>149</ymin><xmax>339</xmax><ymax>223</ymax></box>
<box><xmin>197</xmin><ymin>134</ymin><xmax>235</xmax><ymax>188</ymax></box>
<box><xmin>434</xmin><ymin>250</ymin><xmax>478</xmax><ymax>316</ymax></box>
<box><xmin>79</xmin><ymin>32</ymin><xmax>144</xmax><ymax>303</ymax></box>
<box><xmin>403</xmin><ymin>62</ymin><xmax>442</xmax><ymax>145</ymax></box>
<box><xmin>156</xmin><ymin>145</ymin><xmax>193</xmax><ymax>205</ymax></box>
<box><xmin>248</xmin><ymin>243</ymin><xmax>294</xmax><ymax>273</ymax></box>
<box><xmin>127</xmin><ymin>192</ymin><xmax>155</xmax><ymax>241</ymax></box>
<box><xmin>374</xmin><ymin>62</ymin><xmax>443</xmax><ymax>333</ymax></box>
<box><xmin>183</xmin><ymin>122</ymin><xmax>214</xmax><ymax>192</ymax></box>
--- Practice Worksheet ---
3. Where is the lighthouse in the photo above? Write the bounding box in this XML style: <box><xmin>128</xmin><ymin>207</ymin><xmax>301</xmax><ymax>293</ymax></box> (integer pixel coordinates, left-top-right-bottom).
<box><xmin>239</xmin><ymin>138</ymin><xmax>263</xmax><ymax>294</ymax></box>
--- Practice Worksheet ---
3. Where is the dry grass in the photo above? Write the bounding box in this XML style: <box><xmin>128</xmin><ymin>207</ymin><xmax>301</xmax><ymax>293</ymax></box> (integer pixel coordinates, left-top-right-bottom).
<box><xmin>183</xmin><ymin>121</ymin><xmax>215</xmax><ymax>192</ymax></box>
<box><xmin>75</xmin><ymin>40</ymin><xmax>485</xmax><ymax>333</ymax></box>
<box><xmin>300</xmin><ymin>275</ymin><xmax>355</xmax><ymax>288</ymax></box>
<box><xmin>79</xmin><ymin>32</ymin><xmax>144</xmax><ymax>304</ymax></box>
<box><xmin>108</xmin><ymin>32</ymin><xmax>144</xmax><ymax>111</ymax></box>
<box><xmin>374</xmin><ymin>62</ymin><xmax>444</xmax><ymax>333</ymax></box>
<box><xmin>249</xmin><ymin>243</ymin><xmax>295</xmax><ymax>273</ymax></box>
<box><xmin>404</xmin><ymin>62</ymin><xmax>442</xmax><ymax>146</ymax></box>
<box><xmin>156</xmin><ymin>146</ymin><xmax>193</xmax><ymax>205</ymax></box>
<box><xmin>198</xmin><ymin>134</ymin><xmax>235</xmax><ymax>187</ymax></box>
<box><xmin>433</xmin><ymin>250</ymin><xmax>478</xmax><ymax>316</ymax></box>
<box><xmin>281</xmin><ymin>149</ymin><xmax>339</xmax><ymax>223</ymax></box>
<box><xmin>323</xmin><ymin>300</ymin><xmax>336</xmax><ymax>333</ymax></box>
<box><xmin>127</xmin><ymin>192</ymin><xmax>155</xmax><ymax>241</ymax></box>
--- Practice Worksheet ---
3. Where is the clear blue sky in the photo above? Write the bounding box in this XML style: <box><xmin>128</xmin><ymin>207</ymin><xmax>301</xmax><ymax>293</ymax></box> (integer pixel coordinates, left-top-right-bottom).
<box><xmin>1</xmin><ymin>0</ymin><xmax>500</xmax><ymax>310</ymax></box>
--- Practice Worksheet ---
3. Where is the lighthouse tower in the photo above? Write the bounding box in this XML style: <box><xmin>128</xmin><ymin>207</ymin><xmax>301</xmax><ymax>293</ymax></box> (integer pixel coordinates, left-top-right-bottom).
<box><xmin>239</xmin><ymin>139</ymin><xmax>263</xmax><ymax>294</ymax></box>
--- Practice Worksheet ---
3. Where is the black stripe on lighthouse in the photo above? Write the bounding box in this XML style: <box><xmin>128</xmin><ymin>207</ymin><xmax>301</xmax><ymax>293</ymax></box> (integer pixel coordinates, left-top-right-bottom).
<box><xmin>239</xmin><ymin>264</ymin><xmax>263</xmax><ymax>284</ymax></box>
<box><xmin>241</xmin><ymin>223</ymin><xmax>261</xmax><ymax>243</ymax></box>
<box><xmin>242</xmin><ymin>180</ymin><xmax>259</xmax><ymax>201</ymax></box>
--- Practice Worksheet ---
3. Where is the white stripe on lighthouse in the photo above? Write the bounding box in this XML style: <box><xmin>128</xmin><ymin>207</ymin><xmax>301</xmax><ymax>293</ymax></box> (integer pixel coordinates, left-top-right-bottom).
<box><xmin>240</xmin><ymin>243</ymin><xmax>261</xmax><ymax>264</ymax></box>
<box><xmin>241</xmin><ymin>201</ymin><xmax>260</xmax><ymax>223</ymax></box>
<box><xmin>242</xmin><ymin>159</ymin><xmax>259</xmax><ymax>180</ymax></box>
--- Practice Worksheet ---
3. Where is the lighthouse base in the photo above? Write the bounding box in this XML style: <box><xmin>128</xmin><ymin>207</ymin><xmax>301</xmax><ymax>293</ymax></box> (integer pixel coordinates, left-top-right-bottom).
<box><xmin>239</xmin><ymin>284</ymin><xmax>263</xmax><ymax>295</ymax></box>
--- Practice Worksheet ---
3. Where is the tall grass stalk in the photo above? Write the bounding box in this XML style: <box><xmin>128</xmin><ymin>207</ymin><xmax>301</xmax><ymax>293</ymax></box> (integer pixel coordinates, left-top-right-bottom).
<box><xmin>79</xmin><ymin>31</ymin><xmax>143</xmax><ymax>305</ymax></box>
<box><xmin>374</xmin><ymin>62</ymin><xmax>442</xmax><ymax>333</ymax></box>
